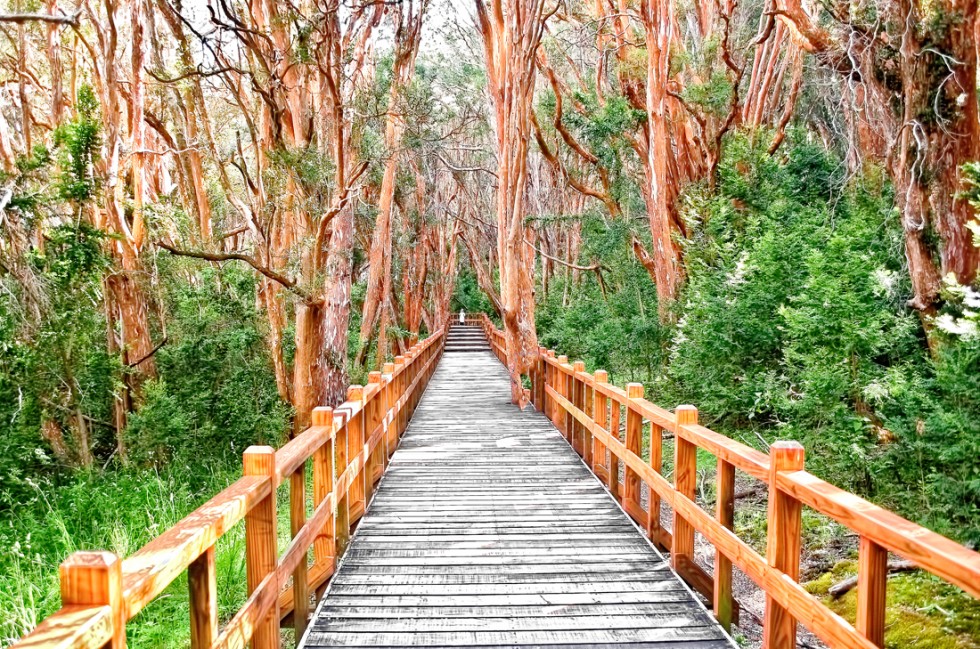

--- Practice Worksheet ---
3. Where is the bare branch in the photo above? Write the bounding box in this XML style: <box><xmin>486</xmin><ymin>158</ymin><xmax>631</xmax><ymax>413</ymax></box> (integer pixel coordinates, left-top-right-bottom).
<box><xmin>0</xmin><ymin>10</ymin><xmax>80</xmax><ymax>25</ymax></box>
<box><xmin>155</xmin><ymin>241</ymin><xmax>320</xmax><ymax>304</ymax></box>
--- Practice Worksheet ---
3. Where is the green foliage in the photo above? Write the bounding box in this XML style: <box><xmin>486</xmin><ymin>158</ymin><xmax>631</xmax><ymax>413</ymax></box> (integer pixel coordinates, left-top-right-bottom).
<box><xmin>125</xmin><ymin>261</ymin><xmax>291</xmax><ymax>465</ymax></box>
<box><xmin>52</xmin><ymin>85</ymin><xmax>101</xmax><ymax>204</ymax></box>
<box><xmin>534</xmin><ymin>215</ymin><xmax>668</xmax><ymax>385</ymax></box>
<box><xmin>452</xmin><ymin>269</ymin><xmax>496</xmax><ymax>315</ymax></box>
<box><xmin>532</xmin><ymin>133</ymin><xmax>980</xmax><ymax>545</ymax></box>
<box><xmin>0</xmin><ymin>464</ymin><xmax>245</xmax><ymax>647</ymax></box>
<box><xmin>665</xmin><ymin>135</ymin><xmax>979</xmax><ymax>541</ymax></box>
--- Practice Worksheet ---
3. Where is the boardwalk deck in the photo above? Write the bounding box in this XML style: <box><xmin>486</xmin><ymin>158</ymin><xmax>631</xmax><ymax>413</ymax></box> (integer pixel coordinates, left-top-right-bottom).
<box><xmin>301</xmin><ymin>326</ymin><xmax>733</xmax><ymax>649</ymax></box>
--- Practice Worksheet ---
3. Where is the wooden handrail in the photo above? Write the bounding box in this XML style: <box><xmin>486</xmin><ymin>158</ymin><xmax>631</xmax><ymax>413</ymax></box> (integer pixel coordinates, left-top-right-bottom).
<box><xmin>475</xmin><ymin>313</ymin><xmax>980</xmax><ymax>649</ymax></box>
<box><xmin>12</xmin><ymin>329</ymin><xmax>446</xmax><ymax>649</ymax></box>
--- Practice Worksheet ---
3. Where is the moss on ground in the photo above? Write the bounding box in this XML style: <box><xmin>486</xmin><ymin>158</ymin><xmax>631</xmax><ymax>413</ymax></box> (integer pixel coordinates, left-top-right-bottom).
<box><xmin>804</xmin><ymin>561</ymin><xmax>980</xmax><ymax>648</ymax></box>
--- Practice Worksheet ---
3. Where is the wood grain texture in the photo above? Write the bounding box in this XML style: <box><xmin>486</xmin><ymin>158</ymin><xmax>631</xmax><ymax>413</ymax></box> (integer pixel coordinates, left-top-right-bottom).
<box><xmin>763</xmin><ymin>442</ymin><xmax>804</xmax><ymax>649</ymax></box>
<box><xmin>188</xmin><ymin>546</ymin><xmax>217</xmax><ymax>649</ymax></box>
<box><xmin>856</xmin><ymin>538</ymin><xmax>887</xmax><ymax>647</ymax></box>
<box><xmin>243</xmin><ymin>446</ymin><xmax>279</xmax><ymax>649</ymax></box>
<box><xmin>672</xmin><ymin>406</ymin><xmax>698</xmax><ymax>575</ymax></box>
<box><xmin>59</xmin><ymin>552</ymin><xmax>124</xmax><ymax>649</ymax></box>
<box><xmin>302</xmin><ymin>327</ymin><xmax>731</xmax><ymax>649</ymax></box>
<box><xmin>714</xmin><ymin>459</ymin><xmax>735</xmax><ymax>631</ymax></box>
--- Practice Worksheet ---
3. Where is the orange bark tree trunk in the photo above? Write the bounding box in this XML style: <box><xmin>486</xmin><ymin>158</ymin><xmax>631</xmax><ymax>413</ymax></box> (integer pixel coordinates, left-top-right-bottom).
<box><xmin>474</xmin><ymin>0</ymin><xmax>550</xmax><ymax>406</ymax></box>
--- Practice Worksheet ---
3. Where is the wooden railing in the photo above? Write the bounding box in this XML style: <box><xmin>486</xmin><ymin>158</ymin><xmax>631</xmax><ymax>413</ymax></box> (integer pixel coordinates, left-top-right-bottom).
<box><xmin>14</xmin><ymin>329</ymin><xmax>445</xmax><ymax>649</ymax></box>
<box><xmin>477</xmin><ymin>314</ymin><xmax>980</xmax><ymax>649</ymax></box>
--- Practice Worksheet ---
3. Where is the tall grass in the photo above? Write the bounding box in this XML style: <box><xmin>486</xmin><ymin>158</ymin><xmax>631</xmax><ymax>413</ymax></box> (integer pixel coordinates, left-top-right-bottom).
<box><xmin>0</xmin><ymin>462</ymin><xmax>248</xmax><ymax>648</ymax></box>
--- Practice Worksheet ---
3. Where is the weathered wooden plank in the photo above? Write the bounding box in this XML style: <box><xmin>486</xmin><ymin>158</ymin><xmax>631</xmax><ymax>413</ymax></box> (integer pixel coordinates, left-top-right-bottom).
<box><xmin>314</xmin><ymin>602</ymin><xmax>703</xmax><ymax>618</ymax></box>
<box><xmin>305</xmin><ymin>627</ymin><xmax>728</xmax><ymax>647</ymax></box>
<box><xmin>314</xmin><ymin>613</ymin><xmax>715</xmax><ymax>633</ymax></box>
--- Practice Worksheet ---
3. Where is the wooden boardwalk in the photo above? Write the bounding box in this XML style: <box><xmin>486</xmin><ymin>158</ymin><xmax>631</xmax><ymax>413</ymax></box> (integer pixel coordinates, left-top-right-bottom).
<box><xmin>301</xmin><ymin>326</ymin><xmax>733</xmax><ymax>648</ymax></box>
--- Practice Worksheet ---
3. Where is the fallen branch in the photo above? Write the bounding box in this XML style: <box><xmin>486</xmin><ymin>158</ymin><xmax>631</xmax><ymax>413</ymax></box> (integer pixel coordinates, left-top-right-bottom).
<box><xmin>829</xmin><ymin>560</ymin><xmax>917</xmax><ymax>599</ymax></box>
<box><xmin>155</xmin><ymin>241</ymin><xmax>319</xmax><ymax>304</ymax></box>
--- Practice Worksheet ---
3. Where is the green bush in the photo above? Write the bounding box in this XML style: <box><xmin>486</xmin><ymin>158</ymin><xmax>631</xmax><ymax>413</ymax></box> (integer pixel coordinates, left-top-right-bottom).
<box><xmin>527</xmin><ymin>133</ymin><xmax>980</xmax><ymax>544</ymax></box>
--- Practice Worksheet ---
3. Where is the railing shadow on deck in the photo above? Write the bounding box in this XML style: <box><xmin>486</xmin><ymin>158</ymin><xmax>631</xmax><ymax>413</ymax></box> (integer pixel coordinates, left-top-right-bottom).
<box><xmin>13</xmin><ymin>329</ymin><xmax>445</xmax><ymax>649</ymax></box>
<box><xmin>476</xmin><ymin>313</ymin><xmax>980</xmax><ymax>649</ymax></box>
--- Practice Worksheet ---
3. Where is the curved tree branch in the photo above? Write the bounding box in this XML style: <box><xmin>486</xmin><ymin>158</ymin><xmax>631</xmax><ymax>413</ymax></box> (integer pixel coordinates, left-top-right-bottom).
<box><xmin>155</xmin><ymin>241</ymin><xmax>320</xmax><ymax>304</ymax></box>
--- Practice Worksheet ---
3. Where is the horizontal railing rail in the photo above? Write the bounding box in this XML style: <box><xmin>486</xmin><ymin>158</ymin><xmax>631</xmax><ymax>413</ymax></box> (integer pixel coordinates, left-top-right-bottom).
<box><xmin>14</xmin><ymin>329</ymin><xmax>445</xmax><ymax>649</ymax></box>
<box><xmin>477</xmin><ymin>314</ymin><xmax>980</xmax><ymax>649</ymax></box>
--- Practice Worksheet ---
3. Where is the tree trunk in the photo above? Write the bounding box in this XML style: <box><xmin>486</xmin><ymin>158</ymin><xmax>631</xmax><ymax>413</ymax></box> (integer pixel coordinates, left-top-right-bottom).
<box><xmin>641</xmin><ymin>0</ymin><xmax>683</xmax><ymax>317</ymax></box>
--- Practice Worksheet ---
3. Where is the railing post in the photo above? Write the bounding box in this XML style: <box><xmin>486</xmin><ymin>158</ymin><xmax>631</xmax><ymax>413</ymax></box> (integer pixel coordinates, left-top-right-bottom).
<box><xmin>546</xmin><ymin>349</ymin><xmax>561</xmax><ymax>430</ymax></box>
<box><xmin>383</xmin><ymin>362</ymin><xmax>397</xmax><ymax>462</ymax></box>
<box><xmin>405</xmin><ymin>351</ymin><xmax>417</xmax><ymax>417</ymax></box>
<box><xmin>609</xmin><ymin>394</ymin><xmax>622</xmax><ymax>500</ymax></box>
<box><xmin>60</xmin><ymin>551</ymin><xmax>125</xmax><ymax>649</ymax></box>
<box><xmin>673</xmin><ymin>405</ymin><xmax>698</xmax><ymax>573</ymax></box>
<box><xmin>624</xmin><ymin>383</ymin><xmax>644</xmax><ymax>517</ymax></box>
<box><xmin>243</xmin><ymin>446</ymin><xmax>279</xmax><ymax>649</ymax></box>
<box><xmin>857</xmin><ymin>537</ymin><xmax>887</xmax><ymax>647</ymax></box>
<box><xmin>593</xmin><ymin>370</ymin><xmax>609</xmax><ymax>481</ymax></box>
<box><xmin>188</xmin><ymin>546</ymin><xmax>217</xmax><ymax>649</ymax></box>
<box><xmin>763</xmin><ymin>441</ymin><xmax>805</xmax><ymax>649</ymax></box>
<box><xmin>582</xmin><ymin>365</ymin><xmax>594</xmax><ymax>469</ymax></box>
<box><xmin>334</xmin><ymin>409</ymin><xmax>351</xmax><ymax>557</ymax></box>
<box><xmin>347</xmin><ymin>386</ymin><xmax>366</xmax><ymax>525</ymax></box>
<box><xmin>546</xmin><ymin>351</ymin><xmax>558</xmax><ymax>427</ymax></box>
<box><xmin>366</xmin><ymin>372</ymin><xmax>383</xmax><ymax>501</ymax></box>
<box><xmin>557</xmin><ymin>356</ymin><xmax>569</xmax><ymax>439</ymax></box>
<box><xmin>311</xmin><ymin>407</ymin><xmax>335</xmax><ymax>583</ymax></box>
<box><xmin>535</xmin><ymin>347</ymin><xmax>546</xmax><ymax>408</ymax></box>
<box><xmin>394</xmin><ymin>356</ymin><xmax>406</xmax><ymax>435</ymax></box>
<box><xmin>572</xmin><ymin>361</ymin><xmax>586</xmax><ymax>456</ymax></box>
<box><xmin>289</xmin><ymin>422</ymin><xmax>309</xmax><ymax>641</ymax></box>
<box><xmin>647</xmin><ymin>415</ymin><xmax>664</xmax><ymax>544</ymax></box>
<box><xmin>714</xmin><ymin>456</ymin><xmax>736</xmax><ymax>631</ymax></box>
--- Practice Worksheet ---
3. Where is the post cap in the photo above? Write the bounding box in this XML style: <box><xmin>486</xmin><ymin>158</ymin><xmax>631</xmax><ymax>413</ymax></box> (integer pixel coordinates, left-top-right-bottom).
<box><xmin>675</xmin><ymin>404</ymin><xmax>698</xmax><ymax>425</ymax></box>
<box><xmin>311</xmin><ymin>406</ymin><xmax>333</xmax><ymax>426</ymax></box>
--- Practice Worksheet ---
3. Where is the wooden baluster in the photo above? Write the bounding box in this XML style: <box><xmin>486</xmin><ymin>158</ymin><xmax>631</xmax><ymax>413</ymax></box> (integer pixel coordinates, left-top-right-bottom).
<box><xmin>592</xmin><ymin>371</ymin><xmax>608</xmax><ymax>482</ymax></box>
<box><xmin>673</xmin><ymin>405</ymin><xmax>698</xmax><ymax>573</ymax></box>
<box><xmin>60</xmin><ymin>551</ymin><xmax>125</xmax><ymax>649</ymax></box>
<box><xmin>347</xmin><ymin>386</ymin><xmax>366</xmax><ymax>525</ymax></box>
<box><xmin>557</xmin><ymin>356</ymin><xmax>569</xmax><ymax>439</ymax></box>
<box><xmin>383</xmin><ymin>362</ymin><xmax>397</xmax><ymax>462</ymax></box>
<box><xmin>547</xmin><ymin>351</ymin><xmax>558</xmax><ymax>427</ymax></box>
<box><xmin>763</xmin><ymin>441</ymin><xmax>805</xmax><ymax>649</ymax></box>
<box><xmin>334</xmin><ymin>409</ymin><xmax>351</xmax><ymax>557</ymax></box>
<box><xmin>582</xmin><ymin>366</ymin><xmax>594</xmax><ymax>469</ymax></box>
<box><xmin>714</xmin><ymin>457</ymin><xmax>735</xmax><ymax>631</ymax></box>
<box><xmin>572</xmin><ymin>361</ymin><xmax>586</xmax><ymax>456</ymax></box>
<box><xmin>647</xmin><ymin>417</ymin><xmax>664</xmax><ymax>544</ymax></box>
<box><xmin>857</xmin><ymin>537</ymin><xmax>888</xmax><ymax>647</ymax></box>
<box><xmin>535</xmin><ymin>347</ymin><xmax>546</xmax><ymax>409</ymax></box>
<box><xmin>188</xmin><ymin>546</ymin><xmax>217</xmax><ymax>649</ymax></box>
<box><xmin>368</xmin><ymin>372</ymin><xmax>384</xmax><ymax>495</ymax></box>
<box><xmin>243</xmin><ymin>446</ymin><xmax>279</xmax><ymax>649</ymax></box>
<box><xmin>609</xmin><ymin>396</ymin><xmax>621</xmax><ymax>501</ymax></box>
<box><xmin>405</xmin><ymin>351</ymin><xmax>416</xmax><ymax>417</ymax></box>
<box><xmin>289</xmin><ymin>444</ymin><xmax>308</xmax><ymax>641</ymax></box>
<box><xmin>394</xmin><ymin>356</ymin><xmax>406</xmax><ymax>435</ymax></box>
<box><xmin>624</xmin><ymin>383</ymin><xmax>644</xmax><ymax>519</ymax></box>
<box><xmin>312</xmin><ymin>407</ymin><xmax>335</xmax><ymax>585</ymax></box>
